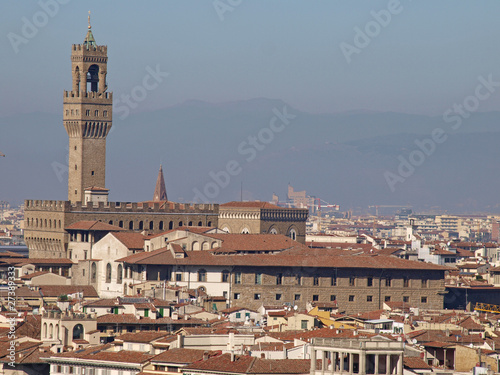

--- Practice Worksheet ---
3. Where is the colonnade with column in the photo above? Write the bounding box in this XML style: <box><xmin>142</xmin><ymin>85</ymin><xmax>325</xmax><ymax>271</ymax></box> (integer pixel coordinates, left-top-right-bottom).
<box><xmin>310</xmin><ymin>338</ymin><xmax>404</xmax><ymax>375</ymax></box>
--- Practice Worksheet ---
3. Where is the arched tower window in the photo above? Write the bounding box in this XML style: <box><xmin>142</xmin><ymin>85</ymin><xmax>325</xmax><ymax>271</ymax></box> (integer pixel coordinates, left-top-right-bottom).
<box><xmin>129</xmin><ymin>221</ymin><xmax>134</xmax><ymax>230</ymax></box>
<box><xmin>117</xmin><ymin>264</ymin><xmax>123</xmax><ymax>284</ymax></box>
<box><xmin>106</xmin><ymin>263</ymin><xmax>112</xmax><ymax>283</ymax></box>
<box><xmin>87</xmin><ymin>64</ymin><xmax>99</xmax><ymax>92</ymax></box>
<box><xmin>169</xmin><ymin>221</ymin><xmax>173</xmax><ymax>230</ymax></box>
<box><xmin>73</xmin><ymin>324</ymin><xmax>84</xmax><ymax>340</ymax></box>
<box><xmin>91</xmin><ymin>262</ymin><xmax>97</xmax><ymax>283</ymax></box>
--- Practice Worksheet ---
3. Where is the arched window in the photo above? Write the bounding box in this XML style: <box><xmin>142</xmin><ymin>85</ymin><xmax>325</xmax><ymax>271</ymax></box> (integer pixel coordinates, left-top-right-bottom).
<box><xmin>55</xmin><ymin>324</ymin><xmax>59</xmax><ymax>340</ymax></box>
<box><xmin>106</xmin><ymin>263</ymin><xmax>112</xmax><ymax>283</ymax></box>
<box><xmin>198</xmin><ymin>221</ymin><xmax>203</xmax><ymax>226</ymax></box>
<box><xmin>198</xmin><ymin>269</ymin><xmax>207</xmax><ymax>282</ymax></box>
<box><xmin>207</xmin><ymin>221</ymin><xmax>212</xmax><ymax>227</ymax></box>
<box><xmin>202</xmin><ymin>242</ymin><xmax>209</xmax><ymax>250</ymax></box>
<box><xmin>192</xmin><ymin>241</ymin><xmax>200</xmax><ymax>251</ymax></box>
<box><xmin>269</xmin><ymin>228</ymin><xmax>278</xmax><ymax>234</ymax></box>
<box><xmin>159</xmin><ymin>221</ymin><xmax>164</xmax><ymax>230</ymax></box>
<box><xmin>179</xmin><ymin>221</ymin><xmax>183</xmax><ymax>227</ymax></box>
<box><xmin>49</xmin><ymin>323</ymin><xmax>53</xmax><ymax>338</ymax></box>
<box><xmin>117</xmin><ymin>264</ymin><xmax>123</xmax><ymax>284</ymax></box>
<box><xmin>73</xmin><ymin>324</ymin><xmax>84</xmax><ymax>340</ymax></box>
<box><xmin>149</xmin><ymin>221</ymin><xmax>154</xmax><ymax>230</ymax></box>
<box><xmin>241</xmin><ymin>227</ymin><xmax>250</xmax><ymax>234</ymax></box>
<box><xmin>289</xmin><ymin>229</ymin><xmax>297</xmax><ymax>241</ymax></box>
<box><xmin>91</xmin><ymin>262</ymin><xmax>97</xmax><ymax>283</ymax></box>
<box><xmin>119</xmin><ymin>220</ymin><xmax>123</xmax><ymax>228</ymax></box>
<box><xmin>188</xmin><ymin>221</ymin><xmax>193</xmax><ymax>226</ymax></box>
<box><xmin>43</xmin><ymin>323</ymin><xmax>47</xmax><ymax>338</ymax></box>
<box><xmin>169</xmin><ymin>221</ymin><xmax>173</xmax><ymax>230</ymax></box>
<box><xmin>87</xmin><ymin>64</ymin><xmax>99</xmax><ymax>92</ymax></box>
<box><xmin>139</xmin><ymin>221</ymin><xmax>144</xmax><ymax>230</ymax></box>
<box><xmin>109</xmin><ymin>220</ymin><xmax>113</xmax><ymax>225</ymax></box>
<box><xmin>129</xmin><ymin>221</ymin><xmax>134</xmax><ymax>230</ymax></box>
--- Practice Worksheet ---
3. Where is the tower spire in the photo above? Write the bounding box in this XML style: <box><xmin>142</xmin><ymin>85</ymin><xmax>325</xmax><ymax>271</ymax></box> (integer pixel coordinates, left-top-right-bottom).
<box><xmin>84</xmin><ymin>11</ymin><xmax>96</xmax><ymax>47</ymax></box>
<box><xmin>153</xmin><ymin>165</ymin><xmax>168</xmax><ymax>202</ymax></box>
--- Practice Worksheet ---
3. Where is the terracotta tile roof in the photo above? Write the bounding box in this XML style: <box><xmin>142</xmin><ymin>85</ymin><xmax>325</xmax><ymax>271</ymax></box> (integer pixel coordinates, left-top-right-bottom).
<box><xmin>15</xmin><ymin>258</ymin><xmax>74</xmax><ymax>265</ymax></box>
<box><xmin>118</xmin><ymin>246</ymin><xmax>450</xmax><ymax>272</ymax></box>
<box><xmin>20</xmin><ymin>271</ymin><xmax>50</xmax><ymax>279</ymax></box>
<box><xmin>185</xmin><ymin>353</ymin><xmax>313</xmax><ymax>374</ymax></box>
<box><xmin>36</xmin><ymin>285</ymin><xmax>99</xmax><ymax>298</ymax></box>
<box><xmin>15</xmin><ymin>315</ymin><xmax>42</xmax><ymax>340</ymax></box>
<box><xmin>403</xmin><ymin>357</ymin><xmax>432</xmax><ymax>370</ymax></box>
<box><xmin>47</xmin><ymin>345</ymin><xmax>154</xmax><ymax>364</ymax></box>
<box><xmin>152</xmin><ymin>348</ymin><xmax>220</xmax><ymax>364</ymax></box>
<box><xmin>458</xmin><ymin>317</ymin><xmax>483</xmax><ymax>331</ymax></box>
<box><xmin>221</xmin><ymin>201</ymin><xmax>282</xmax><ymax>209</ymax></box>
<box><xmin>96</xmin><ymin>313</ymin><xmax>206</xmax><ymax>326</ymax></box>
<box><xmin>148</xmin><ymin>226</ymin><xmax>214</xmax><ymax>239</ymax></box>
<box><xmin>220</xmin><ymin>306</ymin><xmax>257</xmax><ymax>314</ymax></box>
<box><xmin>206</xmin><ymin>234</ymin><xmax>302</xmax><ymax>253</ymax></box>
<box><xmin>115</xmin><ymin>331</ymin><xmax>171</xmax><ymax>343</ymax></box>
<box><xmin>83</xmin><ymin>298</ymin><xmax>123</xmax><ymax>307</ymax></box>
<box><xmin>111</xmin><ymin>232</ymin><xmax>146</xmax><ymax>250</ymax></box>
<box><xmin>65</xmin><ymin>221</ymin><xmax>124</xmax><ymax>232</ymax></box>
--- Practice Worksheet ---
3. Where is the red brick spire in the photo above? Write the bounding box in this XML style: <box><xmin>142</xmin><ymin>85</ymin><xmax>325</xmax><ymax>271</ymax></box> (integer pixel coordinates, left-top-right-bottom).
<box><xmin>153</xmin><ymin>165</ymin><xmax>168</xmax><ymax>201</ymax></box>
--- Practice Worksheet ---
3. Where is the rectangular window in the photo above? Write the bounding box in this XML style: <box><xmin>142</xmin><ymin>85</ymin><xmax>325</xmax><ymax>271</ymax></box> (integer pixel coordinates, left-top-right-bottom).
<box><xmin>176</xmin><ymin>273</ymin><xmax>182</xmax><ymax>282</ymax></box>
<box><xmin>234</xmin><ymin>293</ymin><xmax>240</xmax><ymax>299</ymax></box>
<box><xmin>312</xmin><ymin>294</ymin><xmax>319</xmax><ymax>301</ymax></box>
<box><xmin>385</xmin><ymin>296</ymin><xmax>391</xmax><ymax>302</ymax></box>
<box><xmin>296</xmin><ymin>275</ymin><xmax>301</xmax><ymax>285</ymax></box>
<box><xmin>330</xmin><ymin>295</ymin><xmax>336</xmax><ymax>302</ymax></box>
<box><xmin>404</xmin><ymin>277</ymin><xmax>409</xmax><ymax>288</ymax></box>
<box><xmin>235</xmin><ymin>272</ymin><xmax>241</xmax><ymax>284</ymax></box>
<box><xmin>403</xmin><ymin>296</ymin><xmax>409</xmax><ymax>303</ymax></box>
<box><xmin>276</xmin><ymin>273</ymin><xmax>282</xmax><ymax>285</ymax></box>
<box><xmin>421</xmin><ymin>296</ymin><xmax>427</xmax><ymax>303</ymax></box>
<box><xmin>367</xmin><ymin>295</ymin><xmax>373</xmax><ymax>302</ymax></box>
<box><xmin>349</xmin><ymin>277</ymin><xmax>355</xmax><ymax>286</ymax></box>
<box><xmin>301</xmin><ymin>320</ymin><xmax>308</xmax><ymax>329</ymax></box>
<box><xmin>331</xmin><ymin>276</ymin><xmax>337</xmax><ymax>286</ymax></box>
<box><xmin>254</xmin><ymin>293</ymin><xmax>261</xmax><ymax>300</ymax></box>
<box><xmin>385</xmin><ymin>277</ymin><xmax>392</xmax><ymax>287</ymax></box>
<box><xmin>349</xmin><ymin>295</ymin><xmax>355</xmax><ymax>302</ymax></box>
<box><xmin>294</xmin><ymin>294</ymin><xmax>301</xmax><ymax>301</ymax></box>
<box><xmin>422</xmin><ymin>279</ymin><xmax>428</xmax><ymax>288</ymax></box>
<box><xmin>245</xmin><ymin>312</ymin><xmax>250</xmax><ymax>318</ymax></box>
<box><xmin>103</xmin><ymin>110</ymin><xmax>108</xmax><ymax>117</ymax></box>
<box><xmin>367</xmin><ymin>277</ymin><xmax>373</xmax><ymax>287</ymax></box>
<box><xmin>255</xmin><ymin>273</ymin><xmax>262</xmax><ymax>285</ymax></box>
<box><xmin>276</xmin><ymin>293</ymin><xmax>282</xmax><ymax>301</ymax></box>
<box><xmin>236</xmin><ymin>312</ymin><xmax>241</xmax><ymax>319</ymax></box>
<box><xmin>313</xmin><ymin>276</ymin><xmax>319</xmax><ymax>286</ymax></box>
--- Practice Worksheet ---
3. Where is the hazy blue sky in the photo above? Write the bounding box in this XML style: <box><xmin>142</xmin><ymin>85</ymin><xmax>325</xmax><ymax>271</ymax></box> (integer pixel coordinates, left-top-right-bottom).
<box><xmin>2</xmin><ymin>1</ymin><xmax>500</xmax><ymax>117</ymax></box>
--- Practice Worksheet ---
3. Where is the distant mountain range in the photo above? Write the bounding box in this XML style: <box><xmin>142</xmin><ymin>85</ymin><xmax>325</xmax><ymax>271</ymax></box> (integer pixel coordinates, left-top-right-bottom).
<box><xmin>2</xmin><ymin>98</ymin><xmax>500</xmax><ymax>214</ymax></box>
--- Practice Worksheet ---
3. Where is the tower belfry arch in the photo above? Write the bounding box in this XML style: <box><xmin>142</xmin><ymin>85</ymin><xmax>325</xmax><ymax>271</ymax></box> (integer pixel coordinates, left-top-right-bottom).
<box><xmin>64</xmin><ymin>14</ymin><xmax>112</xmax><ymax>203</ymax></box>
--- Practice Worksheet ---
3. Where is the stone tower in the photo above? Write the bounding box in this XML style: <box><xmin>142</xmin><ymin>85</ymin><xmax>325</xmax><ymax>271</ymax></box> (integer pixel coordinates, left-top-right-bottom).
<box><xmin>64</xmin><ymin>16</ymin><xmax>112</xmax><ymax>203</ymax></box>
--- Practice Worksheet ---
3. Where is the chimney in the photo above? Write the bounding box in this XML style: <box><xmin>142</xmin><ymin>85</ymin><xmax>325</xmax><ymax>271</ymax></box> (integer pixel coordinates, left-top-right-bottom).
<box><xmin>203</xmin><ymin>351</ymin><xmax>209</xmax><ymax>361</ymax></box>
<box><xmin>177</xmin><ymin>334</ymin><xmax>184</xmax><ymax>349</ymax></box>
<box><xmin>230</xmin><ymin>351</ymin><xmax>235</xmax><ymax>362</ymax></box>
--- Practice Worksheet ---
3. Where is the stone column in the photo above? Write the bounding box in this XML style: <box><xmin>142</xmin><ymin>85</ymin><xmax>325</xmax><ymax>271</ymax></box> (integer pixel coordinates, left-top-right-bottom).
<box><xmin>397</xmin><ymin>354</ymin><xmax>403</xmax><ymax>375</ymax></box>
<box><xmin>311</xmin><ymin>347</ymin><xmax>317</xmax><ymax>373</ymax></box>
<box><xmin>321</xmin><ymin>350</ymin><xmax>326</xmax><ymax>375</ymax></box>
<box><xmin>349</xmin><ymin>353</ymin><xmax>354</xmax><ymax>374</ymax></box>
<box><xmin>331</xmin><ymin>352</ymin><xmax>337</xmax><ymax>375</ymax></box>
<box><xmin>443</xmin><ymin>348</ymin><xmax>447</xmax><ymax>369</ymax></box>
<box><xmin>359</xmin><ymin>351</ymin><xmax>366</xmax><ymax>375</ymax></box>
<box><xmin>386</xmin><ymin>354</ymin><xmax>391</xmax><ymax>375</ymax></box>
<box><xmin>375</xmin><ymin>355</ymin><xmax>379</xmax><ymax>375</ymax></box>
<box><xmin>339</xmin><ymin>352</ymin><xmax>344</xmax><ymax>375</ymax></box>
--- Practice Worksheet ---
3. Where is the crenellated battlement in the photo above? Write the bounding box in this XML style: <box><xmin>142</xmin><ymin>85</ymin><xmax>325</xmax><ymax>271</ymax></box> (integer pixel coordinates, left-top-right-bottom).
<box><xmin>72</xmin><ymin>44</ymin><xmax>107</xmax><ymax>53</ymax></box>
<box><xmin>25</xmin><ymin>200</ymin><xmax>218</xmax><ymax>214</ymax></box>
<box><xmin>25</xmin><ymin>200</ymin><xmax>70</xmax><ymax>212</ymax></box>
<box><xmin>261</xmin><ymin>208</ymin><xmax>309</xmax><ymax>222</ymax></box>
<box><xmin>64</xmin><ymin>90</ymin><xmax>112</xmax><ymax>100</ymax></box>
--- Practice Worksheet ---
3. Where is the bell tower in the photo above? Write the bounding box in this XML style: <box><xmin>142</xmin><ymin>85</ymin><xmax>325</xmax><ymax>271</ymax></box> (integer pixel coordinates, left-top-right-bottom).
<box><xmin>64</xmin><ymin>13</ymin><xmax>112</xmax><ymax>203</ymax></box>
